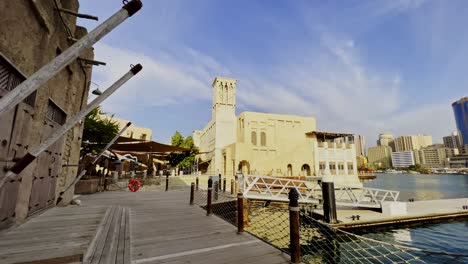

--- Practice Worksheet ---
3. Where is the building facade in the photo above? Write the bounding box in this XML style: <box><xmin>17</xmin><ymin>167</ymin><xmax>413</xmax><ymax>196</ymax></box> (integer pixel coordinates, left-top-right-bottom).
<box><xmin>443</xmin><ymin>131</ymin><xmax>463</xmax><ymax>149</ymax></box>
<box><xmin>367</xmin><ymin>146</ymin><xmax>392</xmax><ymax>168</ymax></box>
<box><xmin>391</xmin><ymin>151</ymin><xmax>415</xmax><ymax>168</ymax></box>
<box><xmin>394</xmin><ymin>135</ymin><xmax>433</xmax><ymax>152</ymax></box>
<box><xmin>100</xmin><ymin>113</ymin><xmax>153</xmax><ymax>141</ymax></box>
<box><xmin>0</xmin><ymin>0</ymin><xmax>93</xmax><ymax>228</ymax></box>
<box><xmin>335</xmin><ymin>134</ymin><xmax>366</xmax><ymax>156</ymax></box>
<box><xmin>378</xmin><ymin>132</ymin><xmax>394</xmax><ymax>146</ymax></box>
<box><xmin>413</xmin><ymin>144</ymin><xmax>458</xmax><ymax>168</ymax></box>
<box><xmin>193</xmin><ymin>77</ymin><xmax>362</xmax><ymax>187</ymax></box>
<box><xmin>452</xmin><ymin>97</ymin><xmax>468</xmax><ymax>145</ymax></box>
<box><xmin>447</xmin><ymin>155</ymin><xmax>468</xmax><ymax>168</ymax></box>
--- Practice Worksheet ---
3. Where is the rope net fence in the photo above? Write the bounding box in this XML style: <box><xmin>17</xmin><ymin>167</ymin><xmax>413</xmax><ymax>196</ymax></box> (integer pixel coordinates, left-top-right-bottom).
<box><xmin>192</xmin><ymin>182</ymin><xmax>237</xmax><ymax>225</ymax></box>
<box><xmin>185</xmin><ymin>178</ymin><xmax>467</xmax><ymax>263</ymax></box>
<box><xmin>243</xmin><ymin>201</ymin><xmax>467</xmax><ymax>264</ymax></box>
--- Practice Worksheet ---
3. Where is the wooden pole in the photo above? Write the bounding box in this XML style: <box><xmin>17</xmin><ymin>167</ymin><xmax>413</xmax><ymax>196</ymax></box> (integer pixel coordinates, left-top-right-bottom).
<box><xmin>189</xmin><ymin>182</ymin><xmax>195</xmax><ymax>205</ymax></box>
<box><xmin>207</xmin><ymin>178</ymin><xmax>212</xmax><ymax>216</ymax></box>
<box><xmin>237</xmin><ymin>193</ymin><xmax>244</xmax><ymax>234</ymax></box>
<box><xmin>165</xmin><ymin>175</ymin><xmax>169</xmax><ymax>191</ymax></box>
<box><xmin>289</xmin><ymin>188</ymin><xmax>301</xmax><ymax>263</ymax></box>
<box><xmin>0</xmin><ymin>66</ymin><xmax>142</xmax><ymax>189</ymax></box>
<box><xmin>230</xmin><ymin>179</ymin><xmax>234</xmax><ymax>195</ymax></box>
<box><xmin>0</xmin><ymin>0</ymin><xmax>143</xmax><ymax>116</ymax></box>
<box><xmin>322</xmin><ymin>181</ymin><xmax>337</xmax><ymax>224</ymax></box>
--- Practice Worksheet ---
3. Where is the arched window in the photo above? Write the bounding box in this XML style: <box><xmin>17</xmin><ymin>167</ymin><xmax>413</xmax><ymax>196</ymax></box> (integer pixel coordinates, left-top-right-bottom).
<box><xmin>260</xmin><ymin>132</ymin><xmax>266</xmax><ymax>146</ymax></box>
<box><xmin>251</xmin><ymin>131</ymin><xmax>257</xmax><ymax>145</ymax></box>
<box><xmin>287</xmin><ymin>164</ymin><xmax>292</xmax><ymax>176</ymax></box>
<box><xmin>301</xmin><ymin>164</ymin><xmax>311</xmax><ymax>176</ymax></box>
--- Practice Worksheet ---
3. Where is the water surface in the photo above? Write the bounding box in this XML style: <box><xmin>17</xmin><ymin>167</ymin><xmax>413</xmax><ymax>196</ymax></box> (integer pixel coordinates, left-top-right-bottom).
<box><xmin>358</xmin><ymin>173</ymin><xmax>468</xmax><ymax>263</ymax></box>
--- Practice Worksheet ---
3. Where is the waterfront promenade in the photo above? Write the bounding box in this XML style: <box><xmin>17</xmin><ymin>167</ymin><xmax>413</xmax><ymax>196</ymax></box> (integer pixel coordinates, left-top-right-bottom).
<box><xmin>0</xmin><ymin>190</ymin><xmax>289</xmax><ymax>264</ymax></box>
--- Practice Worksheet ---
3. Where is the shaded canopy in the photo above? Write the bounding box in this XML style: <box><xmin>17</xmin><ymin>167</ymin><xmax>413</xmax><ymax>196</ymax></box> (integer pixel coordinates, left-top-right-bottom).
<box><xmin>110</xmin><ymin>141</ymin><xmax>189</xmax><ymax>153</ymax></box>
<box><xmin>305</xmin><ymin>131</ymin><xmax>353</xmax><ymax>141</ymax></box>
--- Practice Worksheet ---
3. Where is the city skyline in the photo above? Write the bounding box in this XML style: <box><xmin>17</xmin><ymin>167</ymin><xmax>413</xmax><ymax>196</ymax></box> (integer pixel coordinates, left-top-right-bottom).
<box><xmin>78</xmin><ymin>1</ymin><xmax>467</xmax><ymax>144</ymax></box>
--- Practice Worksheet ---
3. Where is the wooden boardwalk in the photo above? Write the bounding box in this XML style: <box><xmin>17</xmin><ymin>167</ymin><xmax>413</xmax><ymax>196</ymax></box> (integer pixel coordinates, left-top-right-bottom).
<box><xmin>0</xmin><ymin>190</ymin><xmax>290</xmax><ymax>264</ymax></box>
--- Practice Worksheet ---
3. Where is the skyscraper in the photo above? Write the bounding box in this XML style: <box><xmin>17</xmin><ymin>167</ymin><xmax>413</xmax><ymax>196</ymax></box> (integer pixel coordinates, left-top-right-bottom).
<box><xmin>443</xmin><ymin>131</ymin><xmax>463</xmax><ymax>149</ymax></box>
<box><xmin>378</xmin><ymin>132</ymin><xmax>395</xmax><ymax>151</ymax></box>
<box><xmin>393</xmin><ymin>135</ymin><xmax>432</xmax><ymax>152</ymax></box>
<box><xmin>378</xmin><ymin>132</ymin><xmax>394</xmax><ymax>146</ymax></box>
<box><xmin>335</xmin><ymin>135</ymin><xmax>366</xmax><ymax>156</ymax></box>
<box><xmin>452</xmin><ymin>97</ymin><xmax>468</xmax><ymax>145</ymax></box>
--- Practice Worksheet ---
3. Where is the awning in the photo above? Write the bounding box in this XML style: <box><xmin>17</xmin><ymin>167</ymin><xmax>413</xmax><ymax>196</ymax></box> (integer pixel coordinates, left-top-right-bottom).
<box><xmin>305</xmin><ymin>131</ymin><xmax>353</xmax><ymax>140</ymax></box>
<box><xmin>110</xmin><ymin>141</ymin><xmax>189</xmax><ymax>153</ymax></box>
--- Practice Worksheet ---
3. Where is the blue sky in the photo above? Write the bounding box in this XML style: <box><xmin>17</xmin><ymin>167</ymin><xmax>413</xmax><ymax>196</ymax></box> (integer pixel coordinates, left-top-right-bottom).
<box><xmin>78</xmin><ymin>0</ymin><xmax>467</xmax><ymax>147</ymax></box>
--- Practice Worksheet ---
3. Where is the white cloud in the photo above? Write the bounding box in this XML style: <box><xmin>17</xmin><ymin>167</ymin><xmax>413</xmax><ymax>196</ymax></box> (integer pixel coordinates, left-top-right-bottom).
<box><xmin>90</xmin><ymin>43</ymin><xmax>229</xmax><ymax>114</ymax></box>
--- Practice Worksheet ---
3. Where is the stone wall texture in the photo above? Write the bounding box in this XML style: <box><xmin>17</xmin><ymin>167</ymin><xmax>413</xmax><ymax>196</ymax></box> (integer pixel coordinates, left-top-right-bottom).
<box><xmin>0</xmin><ymin>0</ymin><xmax>94</xmax><ymax>228</ymax></box>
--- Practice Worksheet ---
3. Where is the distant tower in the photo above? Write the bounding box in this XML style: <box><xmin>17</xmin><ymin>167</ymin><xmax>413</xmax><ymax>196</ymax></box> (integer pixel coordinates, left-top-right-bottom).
<box><xmin>452</xmin><ymin>97</ymin><xmax>468</xmax><ymax>145</ymax></box>
<box><xmin>378</xmin><ymin>132</ymin><xmax>394</xmax><ymax>147</ymax></box>
<box><xmin>211</xmin><ymin>77</ymin><xmax>237</xmax><ymax>173</ymax></box>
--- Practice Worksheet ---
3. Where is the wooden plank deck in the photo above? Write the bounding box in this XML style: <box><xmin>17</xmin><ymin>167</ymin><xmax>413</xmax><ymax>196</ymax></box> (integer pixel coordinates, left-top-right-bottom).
<box><xmin>0</xmin><ymin>205</ymin><xmax>106</xmax><ymax>264</ymax></box>
<box><xmin>0</xmin><ymin>190</ymin><xmax>290</xmax><ymax>264</ymax></box>
<box><xmin>79</xmin><ymin>191</ymin><xmax>290</xmax><ymax>264</ymax></box>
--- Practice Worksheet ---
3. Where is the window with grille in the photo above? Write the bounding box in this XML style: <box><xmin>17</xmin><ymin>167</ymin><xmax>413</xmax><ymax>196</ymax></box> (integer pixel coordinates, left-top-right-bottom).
<box><xmin>46</xmin><ymin>99</ymin><xmax>67</xmax><ymax>125</ymax></box>
<box><xmin>0</xmin><ymin>56</ymin><xmax>36</xmax><ymax>107</ymax></box>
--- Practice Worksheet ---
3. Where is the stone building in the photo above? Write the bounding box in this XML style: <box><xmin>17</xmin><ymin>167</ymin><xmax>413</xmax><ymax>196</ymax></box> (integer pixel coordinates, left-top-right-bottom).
<box><xmin>0</xmin><ymin>0</ymin><xmax>94</xmax><ymax>228</ymax></box>
<box><xmin>100</xmin><ymin>113</ymin><xmax>153</xmax><ymax>141</ymax></box>
<box><xmin>193</xmin><ymin>77</ymin><xmax>362</xmax><ymax>188</ymax></box>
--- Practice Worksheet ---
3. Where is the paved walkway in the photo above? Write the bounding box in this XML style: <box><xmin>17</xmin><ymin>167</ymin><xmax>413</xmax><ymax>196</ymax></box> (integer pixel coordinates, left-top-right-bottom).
<box><xmin>0</xmin><ymin>190</ymin><xmax>290</xmax><ymax>264</ymax></box>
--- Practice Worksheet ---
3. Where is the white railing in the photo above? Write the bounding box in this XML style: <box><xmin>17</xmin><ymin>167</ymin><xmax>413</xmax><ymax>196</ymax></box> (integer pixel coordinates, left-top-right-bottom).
<box><xmin>335</xmin><ymin>187</ymin><xmax>400</xmax><ymax>208</ymax></box>
<box><xmin>238</xmin><ymin>174</ymin><xmax>322</xmax><ymax>203</ymax></box>
<box><xmin>238</xmin><ymin>174</ymin><xmax>400</xmax><ymax>209</ymax></box>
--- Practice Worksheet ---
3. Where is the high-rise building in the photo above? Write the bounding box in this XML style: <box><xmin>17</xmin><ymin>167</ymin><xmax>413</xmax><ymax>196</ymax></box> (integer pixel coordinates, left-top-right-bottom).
<box><xmin>391</xmin><ymin>151</ymin><xmax>415</xmax><ymax>168</ymax></box>
<box><xmin>443</xmin><ymin>131</ymin><xmax>463</xmax><ymax>149</ymax></box>
<box><xmin>378</xmin><ymin>132</ymin><xmax>395</xmax><ymax>151</ymax></box>
<box><xmin>368</xmin><ymin>146</ymin><xmax>392</xmax><ymax>168</ymax></box>
<box><xmin>452</xmin><ymin>97</ymin><xmax>468</xmax><ymax>145</ymax></box>
<box><xmin>414</xmin><ymin>144</ymin><xmax>458</xmax><ymax>168</ymax></box>
<box><xmin>335</xmin><ymin>135</ymin><xmax>366</xmax><ymax>156</ymax></box>
<box><xmin>378</xmin><ymin>132</ymin><xmax>394</xmax><ymax>146</ymax></box>
<box><xmin>394</xmin><ymin>135</ymin><xmax>432</xmax><ymax>152</ymax></box>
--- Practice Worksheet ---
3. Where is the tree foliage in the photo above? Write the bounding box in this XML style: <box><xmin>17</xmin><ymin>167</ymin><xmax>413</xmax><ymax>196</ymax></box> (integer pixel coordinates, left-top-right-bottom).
<box><xmin>167</xmin><ymin>131</ymin><xmax>198</xmax><ymax>168</ymax></box>
<box><xmin>81</xmin><ymin>107</ymin><xmax>119</xmax><ymax>154</ymax></box>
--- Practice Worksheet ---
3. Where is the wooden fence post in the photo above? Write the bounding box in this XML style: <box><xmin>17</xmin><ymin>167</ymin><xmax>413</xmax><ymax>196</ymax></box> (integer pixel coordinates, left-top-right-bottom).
<box><xmin>190</xmin><ymin>182</ymin><xmax>195</xmax><ymax>205</ymax></box>
<box><xmin>237</xmin><ymin>193</ymin><xmax>244</xmax><ymax>234</ymax></box>
<box><xmin>289</xmin><ymin>188</ymin><xmax>301</xmax><ymax>263</ymax></box>
<box><xmin>165</xmin><ymin>175</ymin><xmax>169</xmax><ymax>191</ymax></box>
<box><xmin>207</xmin><ymin>178</ymin><xmax>212</xmax><ymax>216</ymax></box>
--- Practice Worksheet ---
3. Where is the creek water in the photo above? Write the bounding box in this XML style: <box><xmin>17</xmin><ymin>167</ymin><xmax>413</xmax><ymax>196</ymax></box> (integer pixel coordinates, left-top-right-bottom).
<box><xmin>357</xmin><ymin>173</ymin><xmax>468</xmax><ymax>263</ymax></box>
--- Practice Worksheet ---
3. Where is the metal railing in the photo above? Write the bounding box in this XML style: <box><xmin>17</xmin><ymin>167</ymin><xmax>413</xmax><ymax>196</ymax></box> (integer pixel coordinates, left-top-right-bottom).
<box><xmin>335</xmin><ymin>186</ymin><xmax>400</xmax><ymax>208</ymax></box>
<box><xmin>238</xmin><ymin>174</ymin><xmax>321</xmax><ymax>204</ymax></box>
<box><xmin>238</xmin><ymin>174</ymin><xmax>399</xmax><ymax>209</ymax></box>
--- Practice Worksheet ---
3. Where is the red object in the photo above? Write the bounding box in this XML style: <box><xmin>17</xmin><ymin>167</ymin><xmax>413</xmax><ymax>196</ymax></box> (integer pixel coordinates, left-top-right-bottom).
<box><xmin>128</xmin><ymin>179</ymin><xmax>141</xmax><ymax>192</ymax></box>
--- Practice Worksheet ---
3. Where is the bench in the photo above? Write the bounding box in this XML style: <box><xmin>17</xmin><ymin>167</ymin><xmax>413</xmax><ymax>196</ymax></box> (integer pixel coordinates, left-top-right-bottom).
<box><xmin>83</xmin><ymin>206</ymin><xmax>131</xmax><ymax>264</ymax></box>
